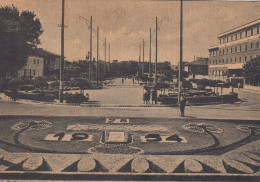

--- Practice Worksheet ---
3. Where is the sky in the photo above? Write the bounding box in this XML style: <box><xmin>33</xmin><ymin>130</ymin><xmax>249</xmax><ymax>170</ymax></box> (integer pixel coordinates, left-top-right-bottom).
<box><xmin>1</xmin><ymin>0</ymin><xmax>260</xmax><ymax>65</ymax></box>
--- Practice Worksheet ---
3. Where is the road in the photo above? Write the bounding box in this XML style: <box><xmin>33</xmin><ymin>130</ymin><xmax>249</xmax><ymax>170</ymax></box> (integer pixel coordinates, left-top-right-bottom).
<box><xmin>69</xmin><ymin>78</ymin><xmax>144</xmax><ymax>105</ymax></box>
<box><xmin>0</xmin><ymin>79</ymin><xmax>260</xmax><ymax>120</ymax></box>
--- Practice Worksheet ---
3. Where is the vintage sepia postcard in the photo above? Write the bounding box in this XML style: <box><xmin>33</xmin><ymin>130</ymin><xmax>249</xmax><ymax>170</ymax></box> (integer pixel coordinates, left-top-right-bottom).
<box><xmin>0</xmin><ymin>0</ymin><xmax>259</xmax><ymax>181</ymax></box>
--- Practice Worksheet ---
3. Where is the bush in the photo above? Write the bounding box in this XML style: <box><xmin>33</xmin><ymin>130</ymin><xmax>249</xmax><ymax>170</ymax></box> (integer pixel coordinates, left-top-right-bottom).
<box><xmin>4</xmin><ymin>91</ymin><xmax>55</xmax><ymax>102</ymax></box>
<box><xmin>64</xmin><ymin>93</ymin><xmax>88</xmax><ymax>103</ymax></box>
<box><xmin>19</xmin><ymin>85</ymin><xmax>35</xmax><ymax>91</ymax></box>
<box><xmin>222</xmin><ymin>93</ymin><xmax>238</xmax><ymax>102</ymax></box>
<box><xmin>187</xmin><ymin>96</ymin><xmax>221</xmax><ymax>103</ymax></box>
<box><xmin>0</xmin><ymin>78</ymin><xmax>12</xmax><ymax>92</ymax></box>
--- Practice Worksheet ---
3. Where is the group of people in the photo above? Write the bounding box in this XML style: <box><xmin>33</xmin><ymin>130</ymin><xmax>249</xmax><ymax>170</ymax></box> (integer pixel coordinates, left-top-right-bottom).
<box><xmin>143</xmin><ymin>90</ymin><xmax>157</xmax><ymax>104</ymax></box>
<box><xmin>143</xmin><ymin>90</ymin><xmax>187</xmax><ymax>117</ymax></box>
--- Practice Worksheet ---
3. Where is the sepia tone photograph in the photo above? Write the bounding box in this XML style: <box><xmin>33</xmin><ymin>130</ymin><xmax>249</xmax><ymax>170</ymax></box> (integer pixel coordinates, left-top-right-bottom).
<box><xmin>0</xmin><ymin>0</ymin><xmax>259</xmax><ymax>181</ymax></box>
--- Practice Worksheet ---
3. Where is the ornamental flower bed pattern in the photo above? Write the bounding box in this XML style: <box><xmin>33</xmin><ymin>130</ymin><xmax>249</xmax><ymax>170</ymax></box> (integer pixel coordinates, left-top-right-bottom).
<box><xmin>182</xmin><ymin>123</ymin><xmax>223</xmax><ymax>133</ymax></box>
<box><xmin>237</xmin><ymin>125</ymin><xmax>260</xmax><ymax>133</ymax></box>
<box><xmin>11</xmin><ymin>120</ymin><xmax>53</xmax><ymax>131</ymax></box>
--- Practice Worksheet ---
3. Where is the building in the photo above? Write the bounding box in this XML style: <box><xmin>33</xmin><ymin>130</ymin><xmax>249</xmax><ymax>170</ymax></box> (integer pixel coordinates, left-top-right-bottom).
<box><xmin>18</xmin><ymin>56</ymin><xmax>44</xmax><ymax>77</ymax></box>
<box><xmin>33</xmin><ymin>48</ymin><xmax>61</xmax><ymax>70</ymax></box>
<box><xmin>112</xmin><ymin>60</ymin><xmax>118</xmax><ymax>64</ymax></box>
<box><xmin>170</xmin><ymin>65</ymin><xmax>179</xmax><ymax>71</ymax></box>
<box><xmin>18</xmin><ymin>48</ymin><xmax>72</xmax><ymax>78</ymax></box>
<box><xmin>187</xmin><ymin>57</ymin><xmax>209</xmax><ymax>79</ymax></box>
<box><xmin>208</xmin><ymin>19</ymin><xmax>260</xmax><ymax>83</ymax></box>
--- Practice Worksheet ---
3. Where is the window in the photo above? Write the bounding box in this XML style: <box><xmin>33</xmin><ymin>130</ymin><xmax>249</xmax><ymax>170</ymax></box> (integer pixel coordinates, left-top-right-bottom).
<box><xmin>245</xmin><ymin>56</ymin><xmax>247</xmax><ymax>62</ymax></box>
<box><xmin>251</xmin><ymin>43</ymin><xmax>253</xmax><ymax>49</ymax></box>
<box><xmin>245</xmin><ymin>44</ymin><xmax>247</xmax><ymax>51</ymax></box>
<box><xmin>34</xmin><ymin>59</ymin><xmax>36</xmax><ymax>64</ymax></box>
<box><xmin>219</xmin><ymin>39</ymin><xmax>222</xmax><ymax>44</ymax></box>
<box><xmin>223</xmin><ymin>59</ymin><xmax>225</xmax><ymax>64</ymax></box>
<box><xmin>230</xmin><ymin>58</ymin><xmax>232</xmax><ymax>63</ymax></box>
<box><xmin>223</xmin><ymin>49</ymin><xmax>224</xmax><ymax>55</ymax></box>
<box><xmin>245</xmin><ymin>31</ymin><xmax>247</xmax><ymax>37</ymax></box>
<box><xmin>258</xmin><ymin>27</ymin><xmax>259</xmax><ymax>34</ymax></box>
<box><xmin>240</xmin><ymin>45</ymin><xmax>242</xmax><ymax>52</ymax></box>
<box><xmin>231</xmin><ymin>47</ymin><xmax>233</xmax><ymax>53</ymax></box>
<box><xmin>37</xmin><ymin>59</ymin><xmax>39</xmax><ymax>64</ymax></box>
<box><xmin>235</xmin><ymin>57</ymin><xmax>236</xmax><ymax>63</ymax></box>
<box><xmin>226</xmin><ymin>48</ymin><xmax>228</xmax><ymax>54</ymax></box>
<box><xmin>251</xmin><ymin>29</ymin><xmax>253</xmax><ymax>36</ymax></box>
<box><xmin>235</xmin><ymin>34</ymin><xmax>237</xmax><ymax>40</ymax></box>
<box><xmin>33</xmin><ymin>70</ymin><xmax>36</xmax><ymax>76</ymax></box>
<box><xmin>239</xmin><ymin>57</ymin><xmax>242</xmax><ymax>63</ymax></box>
<box><xmin>235</xmin><ymin>46</ymin><xmax>237</xmax><ymax>52</ymax></box>
<box><xmin>240</xmin><ymin>32</ymin><xmax>242</xmax><ymax>39</ymax></box>
<box><xmin>257</xmin><ymin>42</ymin><xmax>259</xmax><ymax>49</ymax></box>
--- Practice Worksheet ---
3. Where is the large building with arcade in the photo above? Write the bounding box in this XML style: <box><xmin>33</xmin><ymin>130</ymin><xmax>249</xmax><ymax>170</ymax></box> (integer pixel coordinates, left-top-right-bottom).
<box><xmin>208</xmin><ymin>19</ymin><xmax>260</xmax><ymax>85</ymax></box>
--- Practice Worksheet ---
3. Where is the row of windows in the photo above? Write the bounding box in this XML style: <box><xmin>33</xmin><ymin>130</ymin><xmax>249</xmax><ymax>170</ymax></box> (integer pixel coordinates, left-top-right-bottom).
<box><xmin>211</xmin><ymin>70</ymin><xmax>227</xmax><ymax>76</ymax></box>
<box><xmin>210</xmin><ymin>42</ymin><xmax>260</xmax><ymax>56</ymax></box>
<box><xmin>210</xmin><ymin>55</ymin><xmax>257</xmax><ymax>65</ymax></box>
<box><xmin>24</xmin><ymin>69</ymin><xmax>37</xmax><ymax>76</ymax></box>
<box><xmin>219</xmin><ymin>26</ymin><xmax>260</xmax><ymax>44</ymax></box>
<box><xmin>33</xmin><ymin>59</ymin><xmax>41</xmax><ymax>64</ymax></box>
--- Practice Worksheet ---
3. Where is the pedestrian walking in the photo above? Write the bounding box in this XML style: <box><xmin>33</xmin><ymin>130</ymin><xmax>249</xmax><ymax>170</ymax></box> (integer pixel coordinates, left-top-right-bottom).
<box><xmin>180</xmin><ymin>94</ymin><xmax>186</xmax><ymax>117</ymax></box>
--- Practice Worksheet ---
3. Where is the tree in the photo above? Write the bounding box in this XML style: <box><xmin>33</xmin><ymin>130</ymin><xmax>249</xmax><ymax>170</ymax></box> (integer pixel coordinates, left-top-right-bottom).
<box><xmin>243</xmin><ymin>57</ymin><xmax>260</xmax><ymax>86</ymax></box>
<box><xmin>34</xmin><ymin>77</ymin><xmax>49</xmax><ymax>90</ymax></box>
<box><xmin>0</xmin><ymin>5</ymin><xmax>43</xmax><ymax>78</ymax></box>
<box><xmin>71</xmin><ymin>78</ymin><xmax>92</xmax><ymax>94</ymax></box>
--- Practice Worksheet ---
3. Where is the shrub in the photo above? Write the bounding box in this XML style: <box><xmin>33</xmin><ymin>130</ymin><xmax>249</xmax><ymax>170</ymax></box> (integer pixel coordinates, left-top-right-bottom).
<box><xmin>64</xmin><ymin>93</ymin><xmax>88</xmax><ymax>103</ymax></box>
<box><xmin>19</xmin><ymin>85</ymin><xmax>35</xmax><ymax>91</ymax></box>
<box><xmin>4</xmin><ymin>91</ymin><xmax>55</xmax><ymax>102</ymax></box>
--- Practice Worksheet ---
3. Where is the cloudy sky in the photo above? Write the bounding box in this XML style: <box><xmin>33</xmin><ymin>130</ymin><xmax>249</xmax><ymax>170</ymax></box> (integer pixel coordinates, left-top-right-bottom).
<box><xmin>1</xmin><ymin>0</ymin><xmax>260</xmax><ymax>64</ymax></box>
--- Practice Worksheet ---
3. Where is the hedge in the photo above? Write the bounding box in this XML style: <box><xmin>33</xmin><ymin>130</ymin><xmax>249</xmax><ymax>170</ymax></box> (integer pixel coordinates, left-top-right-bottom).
<box><xmin>4</xmin><ymin>91</ymin><xmax>55</xmax><ymax>102</ymax></box>
<box><xmin>64</xmin><ymin>93</ymin><xmax>89</xmax><ymax>104</ymax></box>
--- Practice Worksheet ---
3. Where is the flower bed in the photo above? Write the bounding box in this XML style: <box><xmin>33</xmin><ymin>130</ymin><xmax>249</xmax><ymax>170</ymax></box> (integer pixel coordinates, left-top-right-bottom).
<box><xmin>88</xmin><ymin>145</ymin><xmax>143</xmax><ymax>154</ymax></box>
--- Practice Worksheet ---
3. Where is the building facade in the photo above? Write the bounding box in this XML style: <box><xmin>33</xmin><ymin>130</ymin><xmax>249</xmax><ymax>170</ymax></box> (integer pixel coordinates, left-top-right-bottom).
<box><xmin>18</xmin><ymin>56</ymin><xmax>44</xmax><ymax>78</ymax></box>
<box><xmin>188</xmin><ymin>57</ymin><xmax>209</xmax><ymax>79</ymax></box>
<box><xmin>208</xmin><ymin>19</ymin><xmax>260</xmax><ymax>82</ymax></box>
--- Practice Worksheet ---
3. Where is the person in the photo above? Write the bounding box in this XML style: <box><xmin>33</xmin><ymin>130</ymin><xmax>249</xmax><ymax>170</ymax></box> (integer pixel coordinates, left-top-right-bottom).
<box><xmin>132</xmin><ymin>77</ymin><xmax>135</xmax><ymax>84</ymax></box>
<box><xmin>180</xmin><ymin>94</ymin><xmax>186</xmax><ymax>117</ymax></box>
<box><xmin>152</xmin><ymin>90</ymin><xmax>157</xmax><ymax>104</ymax></box>
<box><xmin>122</xmin><ymin>78</ymin><xmax>124</xmax><ymax>84</ymax></box>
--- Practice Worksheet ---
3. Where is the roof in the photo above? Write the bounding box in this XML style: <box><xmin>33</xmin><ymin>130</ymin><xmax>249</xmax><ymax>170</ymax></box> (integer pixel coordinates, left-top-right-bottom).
<box><xmin>218</xmin><ymin>19</ymin><xmax>260</xmax><ymax>38</ymax></box>
<box><xmin>31</xmin><ymin>48</ymin><xmax>61</xmax><ymax>58</ymax></box>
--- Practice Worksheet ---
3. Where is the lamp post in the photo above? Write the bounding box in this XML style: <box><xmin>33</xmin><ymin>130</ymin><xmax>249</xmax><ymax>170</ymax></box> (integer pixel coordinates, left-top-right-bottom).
<box><xmin>178</xmin><ymin>0</ymin><xmax>183</xmax><ymax>104</ymax></box>
<box><xmin>59</xmin><ymin>0</ymin><xmax>65</xmax><ymax>103</ymax></box>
